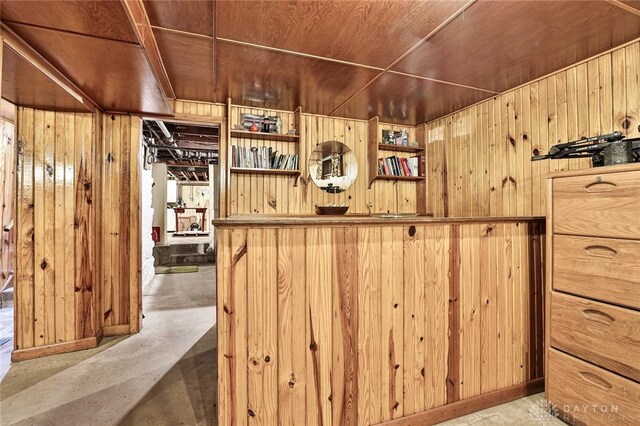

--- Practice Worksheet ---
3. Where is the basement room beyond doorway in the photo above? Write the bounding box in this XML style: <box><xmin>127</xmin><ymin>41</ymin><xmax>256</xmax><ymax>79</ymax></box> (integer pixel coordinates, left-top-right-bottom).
<box><xmin>143</xmin><ymin>120</ymin><xmax>219</xmax><ymax>277</ymax></box>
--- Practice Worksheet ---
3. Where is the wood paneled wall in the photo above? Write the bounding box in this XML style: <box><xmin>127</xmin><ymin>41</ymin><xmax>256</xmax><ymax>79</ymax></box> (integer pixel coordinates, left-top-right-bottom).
<box><xmin>100</xmin><ymin>114</ymin><xmax>142</xmax><ymax>335</ymax></box>
<box><xmin>228</xmin><ymin>105</ymin><xmax>418</xmax><ymax>216</ymax></box>
<box><xmin>217</xmin><ymin>220</ymin><xmax>545</xmax><ymax>425</ymax></box>
<box><xmin>426</xmin><ymin>41</ymin><xmax>640</xmax><ymax>218</ymax></box>
<box><xmin>1</xmin><ymin>116</ymin><xmax>16</xmax><ymax>294</ymax></box>
<box><xmin>13</xmin><ymin>109</ymin><xmax>143</xmax><ymax>360</ymax></box>
<box><xmin>160</xmin><ymin>100</ymin><xmax>417</xmax><ymax>217</ymax></box>
<box><xmin>14</xmin><ymin>107</ymin><xmax>99</xmax><ymax>359</ymax></box>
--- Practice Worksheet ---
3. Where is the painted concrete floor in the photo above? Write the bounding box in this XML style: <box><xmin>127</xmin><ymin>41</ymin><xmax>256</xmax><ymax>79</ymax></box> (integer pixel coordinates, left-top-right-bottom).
<box><xmin>1</xmin><ymin>267</ymin><xmax>562</xmax><ymax>425</ymax></box>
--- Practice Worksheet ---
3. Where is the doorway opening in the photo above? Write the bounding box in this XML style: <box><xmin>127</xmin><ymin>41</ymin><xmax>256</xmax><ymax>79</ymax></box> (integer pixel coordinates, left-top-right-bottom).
<box><xmin>141</xmin><ymin>119</ymin><xmax>219</xmax><ymax>279</ymax></box>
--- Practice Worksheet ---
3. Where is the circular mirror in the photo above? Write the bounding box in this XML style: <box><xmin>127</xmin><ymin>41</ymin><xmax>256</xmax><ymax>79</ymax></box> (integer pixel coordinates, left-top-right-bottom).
<box><xmin>308</xmin><ymin>141</ymin><xmax>358</xmax><ymax>193</ymax></box>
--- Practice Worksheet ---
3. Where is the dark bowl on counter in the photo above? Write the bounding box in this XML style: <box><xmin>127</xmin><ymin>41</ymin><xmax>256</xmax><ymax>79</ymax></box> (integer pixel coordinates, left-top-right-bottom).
<box><xmin>315</xmin><ymin>205</ymin><xmax>349</xmax><ymax>215</ymax></box>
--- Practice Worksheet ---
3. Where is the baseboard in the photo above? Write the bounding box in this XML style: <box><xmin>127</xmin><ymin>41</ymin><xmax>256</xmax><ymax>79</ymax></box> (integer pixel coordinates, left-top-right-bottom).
<box><xmin>377</xmin><ymin>378</ymin><xmax>545</xmax><ymax>426</ymax></box>
<box><xmin>11</xmin><ymin>336</ymin><xmax>99</xmax><ymax>362</ymax></box>
<box><xmin>103</xmin><ymin>324</ymin><xmax>131</xmax><ymax>336</ymax></box>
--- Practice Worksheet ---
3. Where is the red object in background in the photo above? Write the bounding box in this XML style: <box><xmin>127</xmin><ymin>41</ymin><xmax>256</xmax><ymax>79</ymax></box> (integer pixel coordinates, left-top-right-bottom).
<box><xmin>152</xmin><ymin>226</ymin><xmax>160</xmax><ymax>242</ymax></box>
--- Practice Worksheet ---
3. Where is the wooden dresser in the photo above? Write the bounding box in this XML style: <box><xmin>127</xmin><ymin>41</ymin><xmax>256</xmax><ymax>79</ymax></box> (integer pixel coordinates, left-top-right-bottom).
<box><xmin>546</xmin><ymin>163</ymin><xmax>640</xmax><ymax>425</ymax></box>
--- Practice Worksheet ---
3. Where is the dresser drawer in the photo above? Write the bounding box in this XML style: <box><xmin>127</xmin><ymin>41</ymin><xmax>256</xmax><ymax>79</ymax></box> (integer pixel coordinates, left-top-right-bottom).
<box><xmin>552</xmin><ymin>170</ymin><xmax>640</xmax><ymax>239</ymax></box>
<box><xmin>550</xmin><ymin>292</ymin><xmax>640</xmax><ymax>382</ymax></box>
<box><xmin>548</xmin><ymin>349</ymin><xmax>640</xmax><ymax>425</ymax></box>
<box><xmin>553</xmin><ymin>235</ymin><xmax>640</xmax><ymax>310</ymax></box>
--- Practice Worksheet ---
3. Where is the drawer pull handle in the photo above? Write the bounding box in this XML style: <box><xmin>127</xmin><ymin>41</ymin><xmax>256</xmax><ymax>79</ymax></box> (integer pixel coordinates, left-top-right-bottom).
<box><xmin>582</xmin><ymin>309</ymin><xmax>615</xmax><ymax>324</ymax></box>
<box><xmin>584</xmin><ymin>245</ymin><xmax>618</xmax><ymax>257</ymax></box>
<box><xmin>579</xmin><ymin>371</ymin><xmax>613</xmax><ymax>390</ymax></box>
<box><xmin>584</xmin><ymin>180</ymin><xmax>617</xmax><ymax>192</ymax></box>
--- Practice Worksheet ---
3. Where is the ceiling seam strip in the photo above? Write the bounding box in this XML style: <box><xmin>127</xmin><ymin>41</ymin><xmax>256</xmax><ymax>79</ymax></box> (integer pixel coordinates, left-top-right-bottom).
<box><xmin>604</xmin><ymin>0</ymin><xmax>640</xmax><ymax>17</ymax></box>
<box><xmin>383</xmin><ymin>0</ymin><xmax>478</xmax><ymax>72</ymax></box>
<box><xmin>212</xmin><ymin>0</ymin><xmax>217</xmax><ymax>106</ymax></box>
<box><xmin>325</xmin><ymin>71</ymin><xmax>386</xmax><ymax>118</ymax></box>
<box><xmin>387</xmin><ymin>70</ymin><xmax>499</xmax><ymax>94</ymax></box>
<box><xmin>327</xmin><ymin>0</ymin><xmax>481</xmax><ymax>118</ymax></box>
<box><xmin>1</xmin><ymin>20</ymin><xmax>140</xmax><ymax>47</ymax></box>
<box><xmin>1</xmin><ymin>23</ymin><xmax>101</xmax><ymax>111</ymax></box>
<box><xmin>215</xmin><ymin>37</ymin><xmax>385</xmax><ymax>72</ymax></box>
<box><xmin>122</xmin><ymin>0</ymin><xmax>176</xmax><ymax>104</ymax></box>
<box><xmin>151</xmin><ymin>25</ymin><xmax>214</xmax><ymax>40</ymax></box>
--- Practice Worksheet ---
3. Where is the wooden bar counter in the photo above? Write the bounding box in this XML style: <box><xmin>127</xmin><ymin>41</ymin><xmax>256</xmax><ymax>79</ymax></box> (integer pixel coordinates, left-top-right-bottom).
<box><xmin>215</xmin><ymin>216</ymin><xmax>545</xmax><ymax>426</ymax></box>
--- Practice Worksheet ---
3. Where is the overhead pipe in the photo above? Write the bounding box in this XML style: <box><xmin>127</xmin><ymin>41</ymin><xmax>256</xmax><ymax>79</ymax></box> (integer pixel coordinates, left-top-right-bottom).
<box><xmin>155</xmin><ymin>120</ymin><xmax>175</xmax><ymax>144</ymax></box>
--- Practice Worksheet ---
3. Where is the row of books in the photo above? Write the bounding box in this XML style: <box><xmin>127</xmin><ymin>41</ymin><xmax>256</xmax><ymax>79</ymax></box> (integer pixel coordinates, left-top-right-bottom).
<box><xmin>378</xmin><ymin>156</ymin><xmax>421</xmax><ymax>177</ymax></box>
<box><xmin>231</xmin><ymin>145</ymin><xmax>299</xmax><ymax>170</ymax></box>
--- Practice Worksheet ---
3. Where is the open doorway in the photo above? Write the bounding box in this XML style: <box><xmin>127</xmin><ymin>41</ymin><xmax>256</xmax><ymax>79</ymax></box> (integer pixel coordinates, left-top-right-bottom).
<box><xmin>142</xmin><ymin>120</ymin><xmax>219</xmax><ymax>279</ymax></box>
<box><xmin>0</xmin><ymin>102</ymin><xmax>16</xmax><ymax>378</ymax></box>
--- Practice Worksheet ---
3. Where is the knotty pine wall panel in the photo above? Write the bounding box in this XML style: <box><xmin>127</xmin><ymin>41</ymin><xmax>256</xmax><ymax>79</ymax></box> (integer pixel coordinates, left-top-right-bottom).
<box><xmin>217</xmin><ymin>220</ymin><xmax>545</xmax><ymax>425</ymax></box>
<box><xmin>100</xmin><ymin>114</ymin><xmax>142</xmax><ymax>335</ymax></box>
<box><xmin>227</xmin><ymin>105</ymin><xmax>418</xmax><ymax>216</ymax></box>
<box><xmin>14</xmin><ymin>107</ymin><xmax>99</xmax><ymax>358</ymax></box>
<box><xmin>426</xmin><ymin>41</ymin><xmax>640</xmax><ymax>217</ymax></box>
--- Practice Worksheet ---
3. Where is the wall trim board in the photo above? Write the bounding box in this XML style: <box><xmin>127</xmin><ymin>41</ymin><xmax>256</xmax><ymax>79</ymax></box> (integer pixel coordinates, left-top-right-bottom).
<box><xmin>10</xmin><ymin>334</ymin><xmax>102</xmax><ymax>362</ymax></box>
<box><xmin>103</xmin><ymin>324</ymin><xmax>132</xmax><ymax>336</ymax></box>
<box><xmin>376</xmin><ymin>378</ymin><xmax>545</xmax><ymax>426</ymax></box>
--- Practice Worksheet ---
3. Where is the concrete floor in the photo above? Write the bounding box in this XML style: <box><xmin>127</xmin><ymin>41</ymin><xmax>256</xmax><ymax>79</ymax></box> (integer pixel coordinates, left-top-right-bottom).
<box><xmin>438</xmin><ymin>393</ymin><xmax>563</xmax><ymax>425</ymax></box>
<box><xmin>0</xmin><ymin>266</ymin><xmax>216</xmax><ymax>425</ymax></box>
<box><xmin>0</xmin><ymin>266</ymin><xmax>562</xmax><ymax>426</ymax></box>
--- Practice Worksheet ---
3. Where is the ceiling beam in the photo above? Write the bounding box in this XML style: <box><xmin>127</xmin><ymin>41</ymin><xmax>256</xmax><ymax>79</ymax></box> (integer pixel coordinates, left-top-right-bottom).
<box><xmin>120</xmin><ymin>0</ymin><xmax>176</xmax><ymax>100</ymax></box>
<box><xmin>1</xmin><ymin>23</ymin><xmax>100</xmax><ymax>112</ymax></box>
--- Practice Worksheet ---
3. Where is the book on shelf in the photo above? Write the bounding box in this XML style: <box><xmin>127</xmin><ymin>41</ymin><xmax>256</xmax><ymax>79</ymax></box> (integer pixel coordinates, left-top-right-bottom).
<box><xmin>231</xmin><ymin>145</ymin><xmax>299</xmax><ymax>171</ymax></box>
<box><xmin>377</xmin><ymin>155</ymin><xmax>423</xmax><ymax>177</ymax></box>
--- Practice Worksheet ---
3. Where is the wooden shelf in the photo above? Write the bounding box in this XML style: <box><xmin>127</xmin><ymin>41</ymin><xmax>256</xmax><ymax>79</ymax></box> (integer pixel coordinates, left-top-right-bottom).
<box><xmin>373</xmin><ymin>175</ymin><xmax>425</xmax><ymax>182</ymax></box>
<box><xmin>230</xmin><ymin>167</ymin><xmax>300</xmax><ymax>176</ymax></box>
<box><xmin>230</xmin><ymin>129</ymin><xmax>299</xmax><ymax>142</ymax></box>
<box><xmin>377</xmin><ymin>143</ymin><xmax>424</xmax><ymax>153</ymax></box>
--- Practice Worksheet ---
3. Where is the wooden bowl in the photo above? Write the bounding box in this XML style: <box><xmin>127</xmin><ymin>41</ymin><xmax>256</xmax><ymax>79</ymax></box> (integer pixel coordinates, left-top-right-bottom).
<box><xmin>315</xmin><ymin>205</ymin><xmax>349</xmax><ymax>215</ymax></box>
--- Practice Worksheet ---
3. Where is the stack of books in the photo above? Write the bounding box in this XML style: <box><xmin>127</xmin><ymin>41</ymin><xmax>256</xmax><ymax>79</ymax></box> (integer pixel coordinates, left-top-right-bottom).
<box><xmin>231</xmin><ymin>145</ymin><xmax>299</xmax><ymax>170</ymax></box>
<box><xmin>378</xmin><ymin>155</ymin><xmax>420</xmax><ymax>177</ymax></box>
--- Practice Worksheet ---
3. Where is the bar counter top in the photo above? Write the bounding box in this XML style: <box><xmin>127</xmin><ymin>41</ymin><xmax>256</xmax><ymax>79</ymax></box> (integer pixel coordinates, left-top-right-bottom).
<box><xmin>212</xmin><ymin>214</ymin><xmax>544</xmax><ymax>227</ymax></box>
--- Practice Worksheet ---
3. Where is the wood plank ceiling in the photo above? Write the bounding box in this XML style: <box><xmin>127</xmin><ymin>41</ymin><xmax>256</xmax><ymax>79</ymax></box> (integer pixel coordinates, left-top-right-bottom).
<box><xmin>2</xmin><ymin>0</ymin><xmax>640</xmax><ymax>124</ymax></box>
